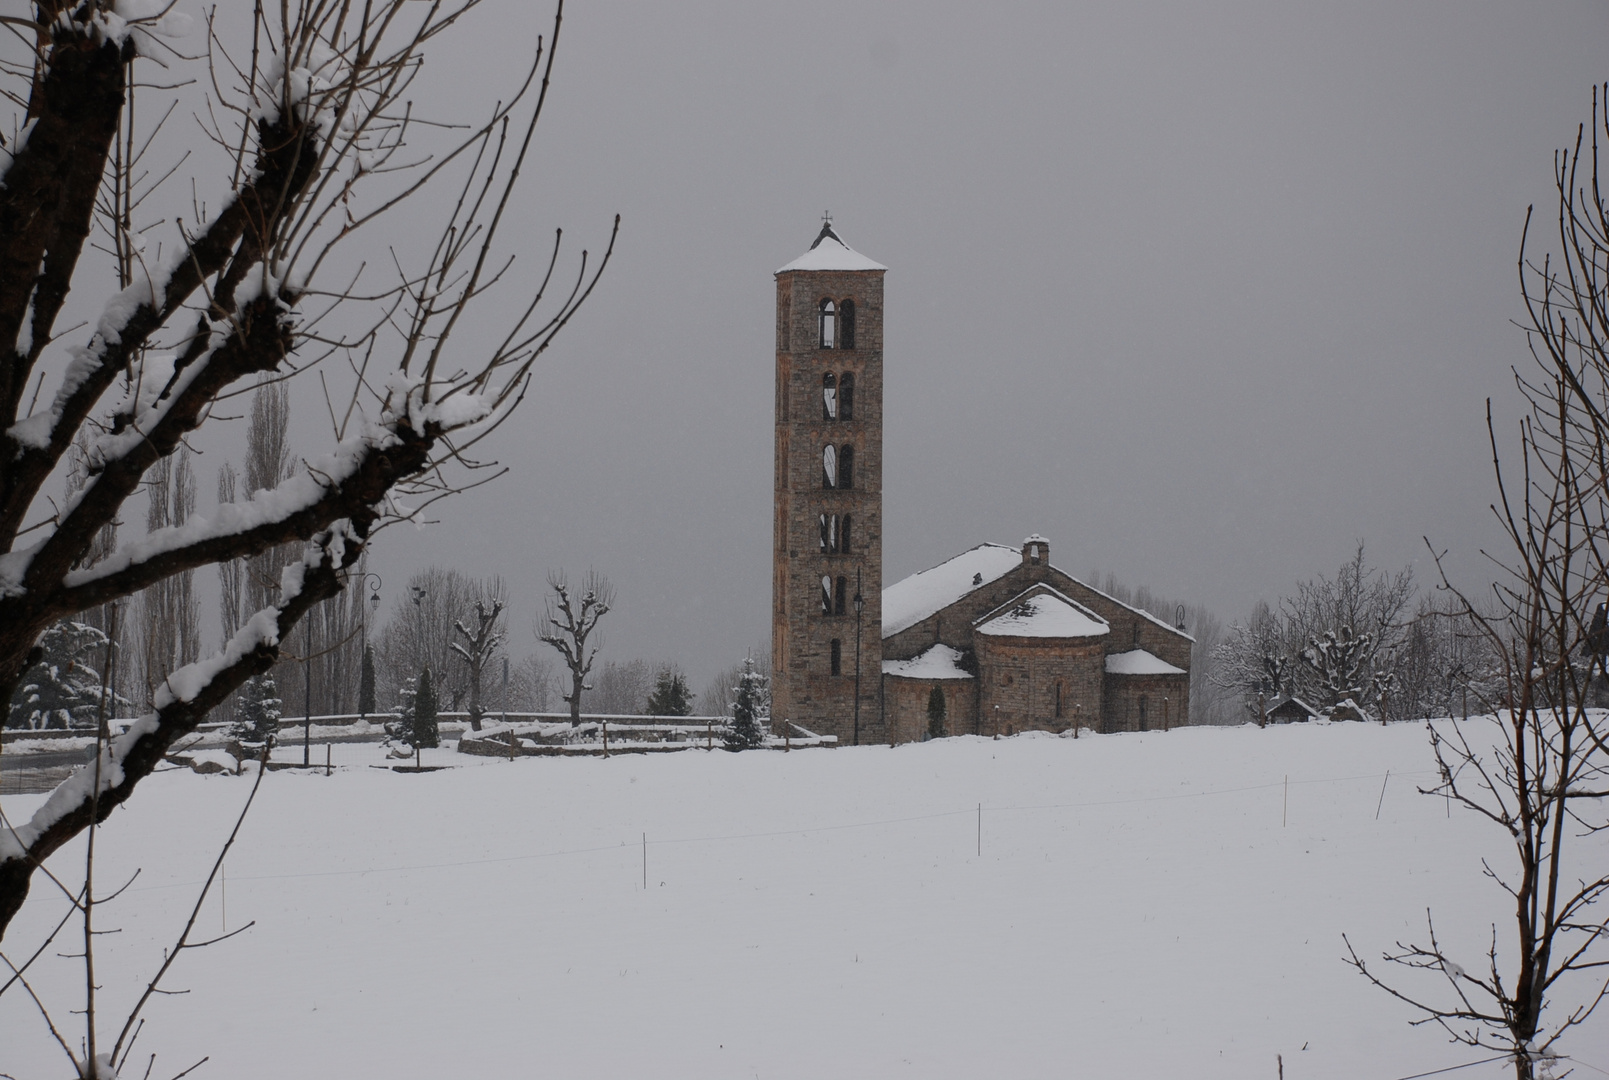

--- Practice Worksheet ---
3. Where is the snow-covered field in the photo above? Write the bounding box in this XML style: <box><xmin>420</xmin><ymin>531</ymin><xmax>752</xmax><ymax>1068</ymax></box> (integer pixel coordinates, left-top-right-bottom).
<box><xmin>3</xmin><ymin>722</ymin><xmax>1604</xmax><ymax>1079</ymax></box>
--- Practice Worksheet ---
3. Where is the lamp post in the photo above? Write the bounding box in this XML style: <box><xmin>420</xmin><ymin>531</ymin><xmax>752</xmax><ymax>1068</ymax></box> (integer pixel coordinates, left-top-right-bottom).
<box><xmin>303</xmin><ymin>618</ymin><xmax>312</xmax><ymax>766</ymax></box>
<box><xmin>852</xmin><ymin>569</ymin><xmax>864</xmax><ymax>747</ymax></box>
<box><xmin>360</xmin><ymin>573</ymin><xmax>381</xmax><ymax>720</ymax></box>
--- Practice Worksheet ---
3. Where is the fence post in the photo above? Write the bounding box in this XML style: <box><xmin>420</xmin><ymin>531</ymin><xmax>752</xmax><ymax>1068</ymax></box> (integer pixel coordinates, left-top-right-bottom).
<box><xmin>603</xmin><ymin>719</ymin><xmax>609</xmax><ymax>757</ymax></box>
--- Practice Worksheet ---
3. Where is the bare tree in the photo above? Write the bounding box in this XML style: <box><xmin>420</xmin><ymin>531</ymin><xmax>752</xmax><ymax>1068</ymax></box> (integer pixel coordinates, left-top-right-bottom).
<box><xmin>0</xmin><ymin>0</ymin><xmax>615</xmax><ymax>941</ymax></box>
<box><xmin>1344</xmin><ymin>88</ymin><xmax>1609</xmax><ymax>1080</ymax></box>
<box><xmin>509</xmin><ymin>652</ymin><xmax>556</xmax><ymax>713</ymax></box>
<box><xmin>132</xmin><ymin>448</ymin><xmax>200</xmax><ymax>707</ymax></box>
<box><xmin>1212</xmin><ymin>544</ymin><xmax>1416</xmax><ymax>719</ymax></box>
<box><xmin>538</xmin><ymin>569</ymin><xmax>613</xmax><ymax>725</ymax></box>
<box><xmin>451</xmin><ymin>585</ymin><xmax>506</xmax><ymax>731</ymax></box>
<box><xmin>589</xmin><ymin>657</ymin><xmax>653</xmax><ymax>715</ymax></box>
<box><xmin>373</xmin><ymin>566</ymin><xmax>476</xmax><ymax>710</ymax></box>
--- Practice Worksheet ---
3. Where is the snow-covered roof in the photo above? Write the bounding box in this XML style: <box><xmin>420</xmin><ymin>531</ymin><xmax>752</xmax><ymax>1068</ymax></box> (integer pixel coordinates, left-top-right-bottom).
<box><xmin>776</xmin><ymin>223</ymin><xmax>887</xmax><ymax>274</ymax></box>
<box><xmin>882</xmin><ymin>644</ymin><xmax>974</xmax><ymax>681</ymax></box>
<box><xmin>881</xmin><ymin>543</ymin><xmax>1022</xmax><ymax>637</ymax></box>
<box><xmin>975</xmin><ymin>587</ymin><xmax>1109</xmax><ymax>639</ymax></box>
<box><xmin>1266</xmin><ymin>694</ymin><xmax>1320</xmax><ymax>716</ymax></box>
<box><xmin>1104</xmin><ymin>649</ymin><xmax>1186</xmax><ymax>676</ymax></box>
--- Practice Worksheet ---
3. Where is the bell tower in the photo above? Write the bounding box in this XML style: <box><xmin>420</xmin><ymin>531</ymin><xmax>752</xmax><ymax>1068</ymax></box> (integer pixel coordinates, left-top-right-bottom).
<box><xmin>772</xmin><ymin>221</ymin><xmax>886</xmax><ymax>744</ymax></box>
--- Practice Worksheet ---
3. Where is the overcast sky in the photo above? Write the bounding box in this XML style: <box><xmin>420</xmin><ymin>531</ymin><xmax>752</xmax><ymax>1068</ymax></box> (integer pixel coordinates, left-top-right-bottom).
<box><xmin>344</xmin><ymin>1</ymin><xmax>1608</xmax><ymax>690</ymax></box>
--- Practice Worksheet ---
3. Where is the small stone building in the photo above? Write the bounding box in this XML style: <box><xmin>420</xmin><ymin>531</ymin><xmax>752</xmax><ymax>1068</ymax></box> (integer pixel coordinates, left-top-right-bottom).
<box><xmin>881</xmin><ymin>537</ymin><xmax>1192</xmax><ymax>738</ymax></box>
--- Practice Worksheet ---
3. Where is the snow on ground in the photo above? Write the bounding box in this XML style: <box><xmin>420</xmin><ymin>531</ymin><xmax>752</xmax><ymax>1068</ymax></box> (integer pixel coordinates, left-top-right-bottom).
<box><xmin>3</xmin><ymin>721</ymin><xmax>1605</xmax><ymax>1079</ymax></box>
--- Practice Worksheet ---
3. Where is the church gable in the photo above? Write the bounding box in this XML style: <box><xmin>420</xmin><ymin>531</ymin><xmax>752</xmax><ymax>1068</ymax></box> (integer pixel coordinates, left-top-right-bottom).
<box><xmin>973</xmin><ymin>585</ymin><xmax>1110</xmax><ymax>640</ymax></box>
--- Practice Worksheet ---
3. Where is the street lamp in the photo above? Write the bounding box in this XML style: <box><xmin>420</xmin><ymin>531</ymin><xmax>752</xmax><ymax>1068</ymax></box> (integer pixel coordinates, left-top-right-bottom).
<box><xmin>853</xmin><ymin>569</ymin><xmax>864</xmax><ymax>747</ymax></box>
<box><xmin>358</xmin><ymin>573</ymin><xmax>381</xmax><ymax>720</ymax></box>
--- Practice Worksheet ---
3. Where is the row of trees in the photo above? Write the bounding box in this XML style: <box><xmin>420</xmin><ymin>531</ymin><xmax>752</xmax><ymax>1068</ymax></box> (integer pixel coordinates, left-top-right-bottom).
<box><xmin>1210</xmin><ymin>543</ymin><xmax>1507</xmax><ymax>723</ymax></box>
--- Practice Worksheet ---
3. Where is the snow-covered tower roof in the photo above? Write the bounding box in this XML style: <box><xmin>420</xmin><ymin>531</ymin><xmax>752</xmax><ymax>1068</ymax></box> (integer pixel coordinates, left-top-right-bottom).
<box><xmin>776</xmin><ymin>221</ymin><xmax>887</xmax><ymax>274</ymax></box>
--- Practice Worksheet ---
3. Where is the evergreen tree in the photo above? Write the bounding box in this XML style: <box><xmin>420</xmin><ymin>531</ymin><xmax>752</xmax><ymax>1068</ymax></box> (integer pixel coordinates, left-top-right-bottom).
<box><xmin>724</xmin><ymin>657</ymin><xmax>769</xmax><ymax>751</ymax></box>
<box><xmin>645</xmin><ymin>666</ymin><xmax>694</xmax><ymax>716</ymax></box>
<box><xmin>358</xmin><ymin>644</ymin><xmax>377</xmax><ymax>718</ymax></box>
<box><xmin>386</xmin><ymin>675</ymin><xmax>417</xmax><ymax>746</ymax></box>
<box><xmin>7</xmin><ymin>621</ymin><xmax>125</xmax><ymax>729</ymax></box>
<box><xmin>412</xmin><ymin>666</ymin><xmax>440</xmax><ymax>748</ymax></box>
<box><xmin>231</xmin><ymin>673</ymin><xmax>282</xmax><ymax>745</ymax></box>
<box><xmin>926</xmin><ymin>685</ymin><xmax>948</xmax><ymax>739</ymax></box>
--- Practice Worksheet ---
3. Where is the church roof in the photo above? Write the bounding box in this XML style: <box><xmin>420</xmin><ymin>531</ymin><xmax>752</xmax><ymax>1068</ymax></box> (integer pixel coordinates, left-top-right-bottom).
<box><xmin>1104</xmin><ymin>648</ymin><xmax>1186</xmax><ymax>676</ymax></box>
<box><xmin>776</xmin><ymin>222</ymin><xmax>887</xmax><ymax>274</ymax></box>
<box><xmin>975</xmin><ymin>587</ymin><xmax>1110</xmax><ymax>639</ymax></box>
<box><xmin>881</xmin><ymin>541</ymin><xmax>1196</xmax><ymax>642</ymax></box>
<box><xmin>881</xmin><ymin>543</ymin><xmax>1022</xmax><ymax>637</ymax></box>
<box><xmin>882</xmin><ymin>643</ymin><xmax>974</xmax><ymax>680</ymax></box>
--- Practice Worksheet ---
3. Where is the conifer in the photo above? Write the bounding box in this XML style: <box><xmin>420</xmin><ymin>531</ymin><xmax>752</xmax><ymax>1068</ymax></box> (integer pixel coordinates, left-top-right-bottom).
<box><xmin>413</xmin><ymin>667</ymin><xmax>441</xmax><ymax>748</ymax></box>
<box><xmin>725</xmin><ymin>657</ymin><xmax>769</xmax><ymax>750</ymax></box>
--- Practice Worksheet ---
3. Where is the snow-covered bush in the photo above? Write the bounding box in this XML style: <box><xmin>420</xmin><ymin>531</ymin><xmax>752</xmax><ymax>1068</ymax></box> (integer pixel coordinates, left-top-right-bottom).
<box><xmin>230</xmin><ymin>673</ymin><xmax>282</xmax><ymax>745</ymax></box>
<box><xmin>6</xmin><ymin>621</ymin><xmax>126</xmax><ymax>729</ymax></box>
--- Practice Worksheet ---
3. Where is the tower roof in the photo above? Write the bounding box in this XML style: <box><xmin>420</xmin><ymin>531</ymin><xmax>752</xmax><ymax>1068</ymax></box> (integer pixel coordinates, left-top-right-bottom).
<box><xmin>776</xmin><ymin>222</ymin><xmax>887</xmax><ymax>274</ymax></box>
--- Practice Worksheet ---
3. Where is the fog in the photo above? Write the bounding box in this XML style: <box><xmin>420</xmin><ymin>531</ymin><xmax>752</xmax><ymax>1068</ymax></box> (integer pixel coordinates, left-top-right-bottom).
<box><xmin>291</xmin><ymin>2</ymin><xmax>1607</xmax><ymax>689</ymax></box>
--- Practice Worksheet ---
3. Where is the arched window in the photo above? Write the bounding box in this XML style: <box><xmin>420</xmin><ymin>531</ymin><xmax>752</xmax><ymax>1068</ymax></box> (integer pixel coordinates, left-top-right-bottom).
<box><xmin>821</xmin><ymin>575</ymin><xmax>833</xmax><ymax>616</ymax></box>
<box><xmin>822</xmin><ymin>373</ymin><xmax>837</xmax><ymax>421</ymax></box>
<box><xmin>835</xmin><ymin>576</ymin><xmax>847</xmax><ymax>616</ymax></box>
<box><xmin>839</xmin><ymin>372</ymin><xmax>854</xmax><ymax>421</ymax></box>
<box><xmin>819</xmin><ymin>513</ymin><xmax>830</xmax><ymax>553</ymax></box>
<box><xmin>1138</xmin><ymin>695</ymin><xmax>1149</xmax><ymax>732</ymax></box>
<box><xmin>822</xmin><ymin>444</ymin><xmax>837</xmax><ymax>489</ymax></box>
<box><xmin>839</xmin><ymin>299</ymin><xmax>856</xmax><ymax>349</ymax></box>
<box><xmin>840</xmin><ymin>513</ymin><xmax>852</xmax><ymax>554</ymax></box>
<box><xmin>830</xmin><ymin>638</ymin><xmax>842</xmax><ymax>676</ymax></box>
<box><xmin>828</xmin><ymin>514</ymin><xmax>839</xmax><ymax>552</ymax></box>
<box><xmin>838</xmin><ymin>444</ymin><xmax>854</xmax><ymax>489</ymax></box>
<box><xmin>1055</xmin><ymin>681</ymin><xmax>1063</xmax><ymax>720</ymax></box>
<box><xmin>819</xmin><ymin>299</ymin><xmax>836</xmax><ymax>349</ymax></box>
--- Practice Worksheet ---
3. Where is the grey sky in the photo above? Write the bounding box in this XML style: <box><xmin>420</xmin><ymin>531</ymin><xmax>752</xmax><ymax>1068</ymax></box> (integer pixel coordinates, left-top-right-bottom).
<box><xmin>365</xmin><ymin>1</ymin><xmax>1608</xmax><ymax>690</ymax></box>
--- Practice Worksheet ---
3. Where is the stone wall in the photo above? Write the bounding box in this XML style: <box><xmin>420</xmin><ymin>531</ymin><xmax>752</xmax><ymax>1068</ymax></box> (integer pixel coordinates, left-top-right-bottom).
<box><xmin>1102</xmin><ymin>672</ymin><xmax>1190</xmax><ymax>732</ymax></box>
<box><xmin>973</xmin><ymin>634</ymin><xmax>1106</xmax><ymax>736</ymax></box>
<box><xmin>883</xmin><ymin>674</ymin><xmax>976</xmax><ymax>744</ymax></box>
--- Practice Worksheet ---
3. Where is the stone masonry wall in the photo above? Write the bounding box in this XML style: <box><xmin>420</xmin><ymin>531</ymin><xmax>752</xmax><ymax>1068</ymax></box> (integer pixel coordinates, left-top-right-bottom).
<box><xmin>883</xmin><ymin>675</ymin><xmax>977</xmax><ymax>744</ymax></box>
<box><xmin>773</xmin><ymin>267</ymin><xmax>886</xmax><ymax>744</ymax></box>
<box><xmin>1102</xmin><ymin>672</ymin><xmax>1190</xmax><ymax>732</ymax></box>
<box><xmin>973</xmin><ymin>635</ymin><xmax>1106</xmax><ymax>736</ymax></box>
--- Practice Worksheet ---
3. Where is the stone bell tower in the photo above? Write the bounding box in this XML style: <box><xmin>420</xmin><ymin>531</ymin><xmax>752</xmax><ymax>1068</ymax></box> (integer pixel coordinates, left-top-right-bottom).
<box><xmin>772</xmin><ymin>221</ymin><xmax>886</xmax><ymax>745</ymax></box>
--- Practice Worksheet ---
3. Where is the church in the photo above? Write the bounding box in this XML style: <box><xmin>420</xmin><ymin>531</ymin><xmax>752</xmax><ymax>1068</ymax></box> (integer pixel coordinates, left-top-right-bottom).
<box><xmin>770</xmin><ymin>223</ymin><xmax>1192</xmax><ymax>745</ymax></box>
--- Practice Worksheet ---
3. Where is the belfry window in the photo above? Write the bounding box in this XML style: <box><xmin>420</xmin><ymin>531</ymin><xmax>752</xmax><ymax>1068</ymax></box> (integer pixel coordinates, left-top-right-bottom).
<box><xmin>835</xmin><ymin>576</ymin><xmax>847</xmax><ymax>616</ymax></box>
<box><xmin>822</xmin><ymin>444</ymin><xmax>837</xmax><ymax>488</ymax></box>
<box><xmin>821</xmin><ymin>575</ymin><xmax>833</xmax><ymax>615</ymax></box>
<box><xmin>819</xmin><ymin>299</ymin><xmax>836</xmax><ymax>349</ymax></box>
<box><xmin>840</xmin><ymin>513</ymin><xmax>852</xmax><ymax>554</ymax></box>
<box><xmin>839</xmin><ymin>372</ymin><xmax>854</xmax><ymax>421</ymax></box>
<box><xmin>822</xmin><ymin>373</ymin><xmax>838</xmax><ymax>421</ymax></box>
<box><xmin>830</xmin><ymin>638</ymin><xmax>842</xmax><ymax>676</ymax></box>
<box><xmin>839</xmin><ymin>299</ymin><xmax>856</xmax><ymax>349</ymax></box>
<box><xmin>838</xmin><ymin>444</ymin><xmax>854</xmax><ymax>489</ymax></box>
<box><xmin>819</xmin><ymin>513</ymin><xmax>830</xmax><ymax>552</ymax></box>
